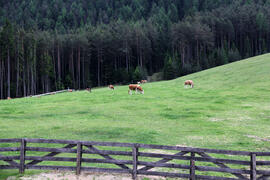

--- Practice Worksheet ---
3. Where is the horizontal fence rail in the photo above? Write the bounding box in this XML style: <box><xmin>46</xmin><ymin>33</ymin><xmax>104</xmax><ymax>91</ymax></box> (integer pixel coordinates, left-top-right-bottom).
<box><xmin>0</xmin><ymin>138</ymin><xmax>270</xmax><ymax>180</ymax></box>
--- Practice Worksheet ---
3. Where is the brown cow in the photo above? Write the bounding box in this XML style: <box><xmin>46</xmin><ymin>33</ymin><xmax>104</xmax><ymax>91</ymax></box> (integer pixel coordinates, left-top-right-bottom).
<box><xmin>128</xmin><ymin>84</ymin><xmax>144</xmax><ymax>95</ymax></box>
<box><xmin>86</xmin><ymin>88</ymin><xmax>91</xmax><ymax>92</ymax></box>
<box><xmin>108</xmin><ymin>85</ymin><xmax>114</xmax><ymax>90</ymax></box>
<box><xmin>184</xmin><ymin>80</ymin><xmax>194</xmax><ymax>88</ymax></box>
<box><xmin>141</xmin><ymin>80</ymin><xmax>148</xmax><ymax>83</ymax></box>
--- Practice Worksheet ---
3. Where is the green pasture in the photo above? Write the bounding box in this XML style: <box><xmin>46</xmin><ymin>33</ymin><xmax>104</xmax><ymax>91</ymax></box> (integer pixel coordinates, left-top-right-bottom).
<box><xmin>1</xmin><ymin>54</ymin><xmax>270</xmax><ymax>179</ymax></box>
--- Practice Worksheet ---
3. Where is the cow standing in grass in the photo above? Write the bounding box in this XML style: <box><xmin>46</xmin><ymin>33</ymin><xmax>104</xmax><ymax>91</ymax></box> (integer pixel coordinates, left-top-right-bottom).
<box><xmin>141</xmin><ymin>80</ymin><xmax>147</xmax><ymax>83</ymax></box>
<box><xmin>128</xmin><ymin>84</ymin><xmax>144</xmax><ymax>95</ymax></box>
<box><xmin>108</xmin><ymin>85</ymin><xmax>114</xmax><ymax>90</ymax></box>
<box><xmin>184</xmin><ymin>80</ymin><xmax>194</xmax><ymax>88</ymax></box>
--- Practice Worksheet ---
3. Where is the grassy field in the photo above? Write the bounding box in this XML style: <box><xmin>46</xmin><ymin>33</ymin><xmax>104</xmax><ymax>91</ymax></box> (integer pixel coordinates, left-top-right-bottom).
<box><xmin>1</xmin><ymin>54</ymin><xmax>270</xmax><ymax>179</ymax></box>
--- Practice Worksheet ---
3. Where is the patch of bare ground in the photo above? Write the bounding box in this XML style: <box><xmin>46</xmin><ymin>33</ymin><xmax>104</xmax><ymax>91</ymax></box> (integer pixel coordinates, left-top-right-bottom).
<box><xmin>246</xmin><ymin>135</ymin><xmax>270</xmax><ymax>142</ymax></box>
<box><xmin>209</xmin><ymin>117</ymin><xmax>225</xmax><ymax>122</ymax></box>
<box><xmin>12</xmin><ymin>148</ymin><xmax>190</xmax><ymax>180</ymax></box>
<box><xmin>18</xmin><ymin>171</ymin><xmax>169</xmax><ymax>180</ymax></box>
<box><xmin>209</xmin><ymin>115</ymin><xmax>252</xmax><ymax>122</ymax></box>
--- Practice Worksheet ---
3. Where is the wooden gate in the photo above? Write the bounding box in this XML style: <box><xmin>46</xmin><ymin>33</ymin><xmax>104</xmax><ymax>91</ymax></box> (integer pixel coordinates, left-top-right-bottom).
<box><xmin>1</xmin><ymin>138</ymin><xmax>270</xmax><ymax>179</ymax></box>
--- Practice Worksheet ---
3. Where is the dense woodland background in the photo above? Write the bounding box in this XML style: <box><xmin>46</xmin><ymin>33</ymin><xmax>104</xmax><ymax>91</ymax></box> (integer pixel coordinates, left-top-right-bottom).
<box><xmin>0</xmin><ymin>0</ymin><xmax>270</xmax><ymax>99</ymax></box>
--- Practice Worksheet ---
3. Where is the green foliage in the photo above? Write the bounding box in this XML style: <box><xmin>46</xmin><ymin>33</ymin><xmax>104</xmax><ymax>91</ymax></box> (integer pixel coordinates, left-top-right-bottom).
<box><xmin>1</xmin><ymin>1</ymin><xmax>270</xmax><ymax>98</ymax></box>
<box><xmin>55</xmin><ymin>81</ymin><xmax>64</xmax><ymax>90</ymax></box>
<box><xmin>133</xmin><ymin>66</ymin><xmax>148</xmax><ymax>82</ymax></box>
<box><xmin>181</xmin><ymin>62</ymin><xmax>193</xmax><ymax>75</ymax></box>
<box><xmin>228</xmin><ymin>48</ymin><xmax>241</xmax><ymax>62</ymax></box>
<box><xmin>148</xmin><ymin>71</ymin><xmax>163</xmax><ymax>82</ymax></box>
<box><xmin>103</xmin><ymin>63</ymin><xmax>113</xmax><ymax>85</ymax></box>
<box><xmin>113</xmin><ymin>68</ymin><xmax>130</xmax><ymax>84</ymax></box>
<box><xmin>133</xmin><ymin>66</ymin><xmax>143</xmax><ymax>82</ymax></box>
<box><xmin>217</xmin><ymin>48</ymin><xmax>229</xmax><ymax>65</ymax></box>
<box><xmin>256</xmin><ymin>12</ymin><xmax>268</xmax><ymax>31</ymax></box>
<box><xmin>163</xmin><ymin>55</ymin><xmax>176</xmax><ymax>80</ymax></box>
<box><xmin>64</xmin><ymin>74</ymin><xmax>72</xmax><ymax>88</ymax></box>
<box><xmin>2</xmin><ymin>0</ymin><xmax>233</xmax><ymax>31</ymax></box>
<box><xmin>0</xmin><ymin>19</ymin><xmax>15</xmax><ymax>56</ymax></box>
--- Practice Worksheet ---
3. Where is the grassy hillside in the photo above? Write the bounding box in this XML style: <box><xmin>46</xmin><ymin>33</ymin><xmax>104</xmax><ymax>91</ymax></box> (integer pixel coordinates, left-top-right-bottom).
<box><xmin>1</xmin><ymin>54</ymin><xmax>270</xmax><ymax>179</ymax></box>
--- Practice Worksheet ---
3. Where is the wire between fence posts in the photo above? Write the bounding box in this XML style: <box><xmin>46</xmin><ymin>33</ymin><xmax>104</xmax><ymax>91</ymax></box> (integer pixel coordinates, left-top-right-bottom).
<box><xmin>190</xmin><ymin>152</ymin><xmax>195</xmax><ymax>180</ymax></box>
<box><xmin>132</xmin><ymin>144</ymin><xmax>138</xmax><ymax>180</ymax></box>
<box><xmin>250</xmin><ymin>153</ymin><xmax>256</xmax><ymax>180</ymax></box>
<box><xmin>19</xmin><ymin>139</ymin><xmax>26</xmax><ymax>173</ymax></box>
<box><xmin>76</xmin><ymin>143</ymin><xmax>82</xmax><ymax>175</ymax></box>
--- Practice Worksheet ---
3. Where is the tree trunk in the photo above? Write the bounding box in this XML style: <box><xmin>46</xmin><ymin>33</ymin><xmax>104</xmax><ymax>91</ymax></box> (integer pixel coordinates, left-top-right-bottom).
<box><xmin>82</xmin><ymin>50</ymin><xmax>85</xmax><ymax>88</ymax></box>
<box><xmin>1</xmin><ymin>61</ymin><xmax>4</xmax><ymax>99</ymax></box>
<box><xmin>125</xmin><ymin>39</ymin><xmax>128</xmax><ymax>71</ymax></box>
<box><xmin>97</xmin><ymin>47</ymin><xmax>101</xmax><ymax>86</ymax></box>
<box><xmin>72</xmin><ymin>48</ymin><xmax>75</xmax><ymax>88</ymax></box>
<box><xmin>137</xmin><ymin>35</ymin><xmax>139</xmax><ymax>66</ymax></box>
<box><xmin>42</xmin><ymin>76</ymin><xmax>44</xmax><ymax>93</ymax></box>
<box><xmin>181</xmin><ymin>45</ymin><xmax>185</xmax><ymax>65</ymax></box>
<box><xmin>33</xmin><ymin>42</ymin><xmax>37</xmax><ymax>94</ymax></box>
<box><xmin>197</xmin><ymin>40</ymin><xmax>199</xmax><ymax>66</ymax></box>
<box><xmin>0</xmin><ymin>60</ymin><xmax>2</xmax><ymax>99</ymax></box>
<box><xmin>16</xmin><ymin>40</ymin><xmax>20</xmax><ymax>97</ymax></box>
<box><xmin>52</xmin><ymin>48</ymin><xmax>56</xmax><ymax>90</ymax></box>
<box><xmin>140</xmin><ymin>44</ymin><xmax>143</xmax><ymax>67</ymax></box>
<box><xmin>57</xmin><ymin>43</ymin><xmax>61</xmax><ymax>81</ymax></box>
<box><xmin>77</xmin><ymin>46</ymin><xmax>81</xmax><ymax>89</ymax></box>
<box><xmin>27</xmin><ymin>61</ymin><xmax>30</xmax><ymax>96</ymax></box>
<box><xmin>7</xmin><ymin>49</ymin><xmax>10</xmax><ymax>98</ymax></box>
<box><xmin>114</xmin><ymin>56</ymin><xmax>117</xmax><ymax>70</ymax></box>
<box><xmin>23</xmin><ymin>71</ymin><xmax>26</xmax><ymax>96</ymax></box>
<box><xmin>31</xmin><ymin>66</ymin><xmax>34</xmax><ymax>95</ymax></box>
<box><xmin>69</xmin><ymin>47</ymin><xmax>75</xmax><ymax>88</ymax></box>
<box><xmin>16</xmin><ymin>58</ymin><xmax>20</xmax><ymax>97</ymax></box>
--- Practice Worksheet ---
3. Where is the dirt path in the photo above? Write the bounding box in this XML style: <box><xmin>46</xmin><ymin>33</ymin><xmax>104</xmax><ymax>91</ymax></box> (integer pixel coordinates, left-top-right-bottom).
<box><xmin>14</xmin><ymin>171</ymin><xmax>167</xmax><ymax>180</ymax></box>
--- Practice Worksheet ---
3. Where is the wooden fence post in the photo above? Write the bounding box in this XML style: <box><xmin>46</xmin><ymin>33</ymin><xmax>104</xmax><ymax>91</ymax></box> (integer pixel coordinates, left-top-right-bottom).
<box><xmin>250</xmin><ymin>153</ymin><xmax>256</xmax><ymax>180</ymax></box>
<box><xmin>132</xmin><ymin>144</ymin><xmax>138</xmax><ymax>180</ymax></box>
<box><xmin>76</xmin><ymin>143</ymin><xmax>82</xmax><ymax>175</ymax></box>
<box><xmin>19</xmin><ymin>138</ymin><xmax>26</xmax><ymax>173</ymax></box>
<box><xmin>190</xmin><ymin>152</ymin><xmax>195</xmax><ymax>180</ymax></box>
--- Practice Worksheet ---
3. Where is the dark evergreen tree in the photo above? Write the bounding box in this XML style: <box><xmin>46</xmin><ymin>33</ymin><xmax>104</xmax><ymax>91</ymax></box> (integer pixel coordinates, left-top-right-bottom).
<box><xmin>0</xmin><ymin>1</ymin><xmax>270</xmax><ymax>98</ymax></box>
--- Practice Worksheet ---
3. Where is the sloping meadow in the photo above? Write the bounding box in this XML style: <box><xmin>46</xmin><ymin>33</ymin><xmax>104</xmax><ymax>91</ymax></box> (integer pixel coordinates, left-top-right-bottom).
<box><xmin>1</xmin><ymin>54</ymin><xmax>270</xmax><ymax>179</ymax></box>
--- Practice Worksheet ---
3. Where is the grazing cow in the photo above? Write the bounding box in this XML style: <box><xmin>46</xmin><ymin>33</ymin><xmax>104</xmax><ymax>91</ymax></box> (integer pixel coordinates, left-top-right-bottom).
<box><xmin>141</xmin><ymin>80</ymin><xmax>148</xmax><ymax>83</ymax></box>
<box><xmin>68</xmin><ymin>89</ymin><xmax>73</xmax><ymax>92</ymax></box>
<box><xmin>7</xmin><ymin>97</ymin><xmax>11</xmax><ymax>100</ymax></box>
<box><xmin>128</xmin><ymin>84</ymin><xmax>144</xmax><ymax>95</ymax></box>
<box><xmin>184</xmin><ymin>80</ymin><xmax>194</xmax><ymax>88</ymax></box>
<box><xmin>137</xmin><ymin>81</ymin><xmax>141</xmax><ymax>84</ymax></box>
<box><xmin>108</xmin><ymin>85</ymin><xmax>114</xmax><ymax>90</ymax></box>
<box><xmin>86</xmin><ymin>88</ymin><xmax>91</xmax><ymax>92</ymax></box>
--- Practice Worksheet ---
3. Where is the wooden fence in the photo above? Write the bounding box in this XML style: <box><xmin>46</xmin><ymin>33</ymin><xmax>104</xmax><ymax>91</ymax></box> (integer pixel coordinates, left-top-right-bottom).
<box><xmin>30</xmin><ymin>89</ymin><xmax>71</xmax><ymax>98</ymax></box>
<box><xmin>0</xmin><ymin>138</ymin><xmax>270</xmax><ymax>180</ymax></box>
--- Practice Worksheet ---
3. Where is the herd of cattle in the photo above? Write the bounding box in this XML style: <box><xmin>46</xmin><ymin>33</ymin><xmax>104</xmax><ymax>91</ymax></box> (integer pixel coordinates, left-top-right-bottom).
<box><xmin>86</xmin><ymin>79</ymin><xmax>194</xmax><ymax>95</ymax></box>
<box><xmin>4</xmin><ymin>79</ymin><xmax>194</xmax><ymax>100</ymax></box>
<box><xmin>107</xmin><ymin>79</ymin><xmax>147</xmax><ymax>95</ymax></box>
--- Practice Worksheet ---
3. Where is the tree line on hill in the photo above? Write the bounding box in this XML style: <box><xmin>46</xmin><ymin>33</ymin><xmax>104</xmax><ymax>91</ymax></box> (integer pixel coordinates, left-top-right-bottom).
<box><xmin>0</xmin><ymin>0</ymin><xmax>270</xmax><ymax>99</ymax></box>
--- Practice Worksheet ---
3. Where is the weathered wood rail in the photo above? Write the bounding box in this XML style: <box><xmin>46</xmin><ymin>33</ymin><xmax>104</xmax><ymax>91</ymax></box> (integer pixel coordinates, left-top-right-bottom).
<box><xmin>0</xmin><ymin>138</ymin><xmax>270</xmax><ymax>180</ymax></box>
<box><xmin>30</xmin><ymin>89</ymin><xmax>72</xmax><ymax>98</ymax></box>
